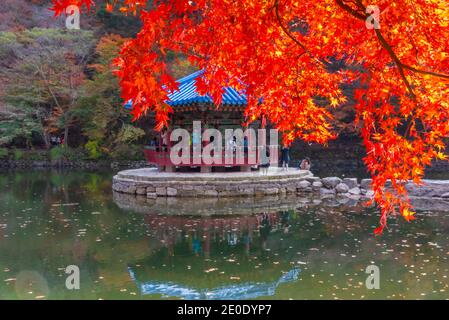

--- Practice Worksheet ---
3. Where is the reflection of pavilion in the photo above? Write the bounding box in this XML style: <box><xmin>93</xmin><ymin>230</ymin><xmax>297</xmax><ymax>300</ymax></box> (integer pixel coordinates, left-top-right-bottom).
<box><xmin>128</xmin><ymin>267</ymin><xmax>300</xmax><ymax>300</ymax></box>
<box><xmin>125</xmin><ymin>207</ymin><xmax>299</xmax><ymax>299</ymax></box>
<box><xmin>113</xmin><ymin>192</ymin><xmax>305</xmax><ymax>216</ymax></box>
<box><xmin>143</xmin><ymin>212</ymin><xmax>286</xmax><ymax>257</ymax></box>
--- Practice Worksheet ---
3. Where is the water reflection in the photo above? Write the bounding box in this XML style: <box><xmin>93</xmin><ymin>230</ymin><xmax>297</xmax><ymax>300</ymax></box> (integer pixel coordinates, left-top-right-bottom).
<box><xmin>141</xmin><ymin>211</ymin><xmax>293</xmax><ymax>254</ymax></box>
<box><xmin>128</xmin><ymin>267</ymin><xmax>300</xmax><ymax>300</ymax></box>
<box><xmin>0</xmin><ymin>170</ymin><xmax>448</xmax><ymax>300</ymax></box>
<box><xmin>126</xmin><ymin>210</ymin><xmax>303</xmax><ymax>299</ymax></box>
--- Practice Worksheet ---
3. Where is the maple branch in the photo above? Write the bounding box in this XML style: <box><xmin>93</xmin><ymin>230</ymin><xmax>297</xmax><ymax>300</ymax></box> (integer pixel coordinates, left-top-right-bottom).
<box><xmin>335</xmin><ymin>0</ymin><xmax>416</xmax><ymax>97</ymax></box>
<box><xmin>335</xmin><ymin>0</ymin><xmax>449</xmax><ymax>86</ymax></box>
<box><xmin>400</xmin><ymin>64</ymin><xmax>449</xmax><ymax>80</ymax></box>
<box><xmin>373</xmin><ymin>29</ymin><xmax>416</xmax><ymax>98</ymax></box>
<box><xmin>273</xmin><ymin>0</ymin><xmax>309</xmax><ymax>60</ymax></box>
<box><xmin>334</xmin><ymin>0</ymin><xmax>365</xmax><ymax>20</ymax></box>
<box><xmin>340</xmin><ymin>0</ymin><xmax>443</xmax><ymax>139</ymax></box>
<box><xmin>352</xmin><ymin>0</ymin><xmax>449</xmax><ymax>80</ymax></box>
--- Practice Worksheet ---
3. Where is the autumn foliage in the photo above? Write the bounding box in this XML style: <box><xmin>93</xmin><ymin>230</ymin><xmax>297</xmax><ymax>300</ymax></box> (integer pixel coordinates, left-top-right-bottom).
<box><xmin>51</xmin><ymin>0</ymin><xmax>449</xmax><ymax>234</ymax></box>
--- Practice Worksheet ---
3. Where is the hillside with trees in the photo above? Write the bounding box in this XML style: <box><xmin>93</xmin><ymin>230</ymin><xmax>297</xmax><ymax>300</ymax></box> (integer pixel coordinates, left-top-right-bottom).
<box><xmin>0</xmin><ymin>0</ymin><xmax>196</xmax><ymax>162</ymax></box>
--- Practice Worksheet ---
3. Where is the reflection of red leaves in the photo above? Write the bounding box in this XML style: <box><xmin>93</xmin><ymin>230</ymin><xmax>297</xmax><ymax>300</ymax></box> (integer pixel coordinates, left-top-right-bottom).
<box><xmin>402</xmin><ymin>208</ymin><xmax>416</xmax><ymax>222</ymax></box>
<box><xmin>50</xmin><ymin>0</ymin><xmax>449</xmax><ymax>234</ymax></box>
<box><xmin>374</xmin><ymin>226</ymin><xmax>384</xmax><ymax>236</ymax></box>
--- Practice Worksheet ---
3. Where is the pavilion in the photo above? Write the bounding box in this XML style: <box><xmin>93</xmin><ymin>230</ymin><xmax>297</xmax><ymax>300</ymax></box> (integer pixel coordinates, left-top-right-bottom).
<box><xmin>114</xmin><ymin>71</ymin><xmax>313</xmax><ymax>199</ymax></box>
<box><xmin>134</xmin><ymin>70</ymin><xmax>269</xmax><ymax>173</ymax></box>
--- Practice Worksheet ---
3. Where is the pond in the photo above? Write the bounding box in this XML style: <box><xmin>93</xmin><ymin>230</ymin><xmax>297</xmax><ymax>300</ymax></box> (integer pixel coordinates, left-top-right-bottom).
<box><xmin>0</xmin><ymin>170</ymin><xmax>447</xmax><ymax>300</ymax></box>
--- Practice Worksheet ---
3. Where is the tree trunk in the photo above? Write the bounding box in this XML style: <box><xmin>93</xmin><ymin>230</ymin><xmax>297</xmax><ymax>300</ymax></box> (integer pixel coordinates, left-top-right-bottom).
<box><xmin>43</xmin><ymin>133</ymin><xmax>51</xmax><ymax>149</ymax></box>
<box><xmin>64</xmin><ymin>125</ymin><xmax>69</xmax><ymax>147</ymax></box>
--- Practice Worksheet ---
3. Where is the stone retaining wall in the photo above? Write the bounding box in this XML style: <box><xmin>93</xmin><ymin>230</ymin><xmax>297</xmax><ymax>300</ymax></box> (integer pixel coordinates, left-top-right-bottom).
<box><xmin>113</xmin><ymin>171</ymin><xmax>316</xmax><ymax>198</ymax></box>
<box><xmin>113</xmin><ymin>170</ymin><xmax>449</xmax><ymax>201</ymax></box>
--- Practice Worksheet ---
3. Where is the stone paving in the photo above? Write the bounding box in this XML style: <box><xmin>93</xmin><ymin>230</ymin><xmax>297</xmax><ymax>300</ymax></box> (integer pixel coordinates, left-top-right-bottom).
<box><xmin>116</xmin><ymin>167</ymin><xmax>310</xmax><ymax>181</ymax></box>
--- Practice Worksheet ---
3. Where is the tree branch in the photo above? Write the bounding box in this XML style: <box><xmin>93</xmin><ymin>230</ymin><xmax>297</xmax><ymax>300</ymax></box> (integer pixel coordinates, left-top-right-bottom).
<box><xmin>373</xmin><ymin>28</ymin><xmax>416</xmax><ymax>98</ymax></box>
<box><xmin>335</xmin><ymin>0</ymin><xmax>449</xmax><ymax>98</ymax></box>
<box><xmin>335</xmin><ymin>0</ymin><xmax>366</xmax><ymax>20</ymax></box>
<box><xmin>401</xmin><ymin>64</ymin><xmax>449</xmax><ymax>80</ymax></box>
<box><xmin>274</xmin><ymin>0</ymin><xmax>310</xmax><ymax>60</ymax></box>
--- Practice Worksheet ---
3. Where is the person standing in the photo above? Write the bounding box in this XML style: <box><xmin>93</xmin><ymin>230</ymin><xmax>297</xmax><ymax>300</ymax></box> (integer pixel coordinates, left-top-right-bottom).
<box><xmin>259</xmin><ymin>146</ymin><xmax>270</xmax><ymax>175</ymax></box>
<box><xmin>243</xmin><ymin>136</ymin><xmax>249</xmax><ymax>154</ymax></box>
<box><xmin>281</xmin><ymin>144</ymin><xmax>290</xmax><ymax>171</ymax></box>
<box><xmin>228</xmin><ymin>136</ymin><xmax>237</xmax><ymax>152</ymax></box>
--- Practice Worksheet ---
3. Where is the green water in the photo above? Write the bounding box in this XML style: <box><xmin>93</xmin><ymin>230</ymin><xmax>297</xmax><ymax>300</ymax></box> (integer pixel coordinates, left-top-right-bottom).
<box><xmin>0</xmin><ymin>170</ymin><xmax>447</xmax><ymax>300</ymax></box>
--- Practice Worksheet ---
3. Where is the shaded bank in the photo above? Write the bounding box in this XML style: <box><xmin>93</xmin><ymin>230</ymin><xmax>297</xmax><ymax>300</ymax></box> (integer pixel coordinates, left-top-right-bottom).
<box><xmin>2</xmin><ymin>135</ymin><xmax>449</xmax><ymax>179</ymax></box>
<box><xmin>292</xmin><ymin>137</ymin><xmax>449</xmax><ymax>179</ymax></box>
<box><xmin>0</xmin><ymin>159</ymin><xmax>149</xmax><ymax>170</ymax></box>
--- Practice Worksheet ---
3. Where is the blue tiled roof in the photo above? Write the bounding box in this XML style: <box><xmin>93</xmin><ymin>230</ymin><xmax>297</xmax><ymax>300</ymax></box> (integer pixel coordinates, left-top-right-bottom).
<box><xmin>167</xmin><ymin>70</ymin><xmax>247</xmax><ymax>106</ymax></box>
<box><xmin>123</xmin><ymin>70</ymin><xmax>247</xmax><ymax>109</ymax></box>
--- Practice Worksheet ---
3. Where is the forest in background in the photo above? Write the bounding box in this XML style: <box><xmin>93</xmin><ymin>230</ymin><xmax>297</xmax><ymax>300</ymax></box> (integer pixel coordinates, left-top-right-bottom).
<box><xmin>0</xmin><ymin>0</ymin><xmax>196</xmax><ymax>163</ymax></box>
<box><xmin>0</xmin><ymin>0</ymin><xmax>360</xmax><ymax>164</ymax></box>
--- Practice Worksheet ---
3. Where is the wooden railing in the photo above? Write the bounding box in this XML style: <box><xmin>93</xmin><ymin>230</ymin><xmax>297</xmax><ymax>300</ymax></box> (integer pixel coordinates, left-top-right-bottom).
<box><xmin>144</xmin><ymin>145</ymin><xmax>278</xmax><ymax>167</ymax></box>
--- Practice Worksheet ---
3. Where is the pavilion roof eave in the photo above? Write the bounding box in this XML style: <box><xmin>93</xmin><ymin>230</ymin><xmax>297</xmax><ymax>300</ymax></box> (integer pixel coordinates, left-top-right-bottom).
<box><xmin>124</xmin><ymin>70</ymin><xmax>249</xmax><ymax>110</ymax></box>
<box><xmin>166</xmin><ymin>70</ymin><xmax>247</xmax><ymax>107</ymax></box>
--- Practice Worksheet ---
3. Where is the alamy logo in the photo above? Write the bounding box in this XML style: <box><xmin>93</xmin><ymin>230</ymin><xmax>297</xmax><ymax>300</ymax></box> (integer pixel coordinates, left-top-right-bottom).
<box><xmin>365</xmin><ymin>264</ymin><xmax>380</xmax><ymax>289</ymax></box>
<box><xmin>65</xmin><ymin>5</ymin><xmax>80</xmax><ymax>30</ymax></box>
<box><xmin>65</xmin><ymin>265</ymin><xmax>80</xmax><ymax>290</ymax></box>
<box><xmin>168</xmin><ymin>121</ymin><xmax>279</xmax><ymax>166</ymax></box>
<box><xmin>365</xmin><ymin>5</ymin><xmax>381</xmax><ymax>30</ymax></box>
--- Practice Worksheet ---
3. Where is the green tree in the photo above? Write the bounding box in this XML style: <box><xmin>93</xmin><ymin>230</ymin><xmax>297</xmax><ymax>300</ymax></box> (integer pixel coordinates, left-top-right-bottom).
<box><xmin>0</xmin><ymin>104</ymin><xmax>43</xmax><ymax>147</ymax></box>
<box><xmin>76</xmin><ymin>34</ymin><xmax>145</xmax><ymax>159</ymax></box>
<box><xmin>0</xmin><ymin>28</ymin><xmax>95</xmax><ymax>148</ymax></box>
